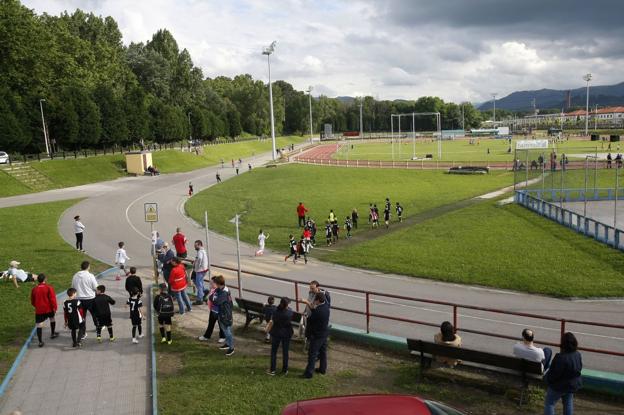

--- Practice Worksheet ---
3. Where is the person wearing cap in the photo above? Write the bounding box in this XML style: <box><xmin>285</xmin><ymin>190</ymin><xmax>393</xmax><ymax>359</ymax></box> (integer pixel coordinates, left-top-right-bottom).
<box><xmin>2</xmin><ymin>260</ymin><xmax>35</xmax><ymax>287</ymax></box>
<box><xmin>158</xmin><ymin>243</ymin><xmax>175</xmax><ymax>288</ymax></box>
<box><xmin>74</xmin><ymin>215</ymin><xmax>85</xmax><ymax>252</ymax></box>
<box><xmin>265</xmin><ymin>297</ymin><xmax>294</xmax><ymax>376</ymax></box>
<box><xmin>302</xmin><ymin>292</ymin><xmax>330</xmax><ymax>379</ymax></box>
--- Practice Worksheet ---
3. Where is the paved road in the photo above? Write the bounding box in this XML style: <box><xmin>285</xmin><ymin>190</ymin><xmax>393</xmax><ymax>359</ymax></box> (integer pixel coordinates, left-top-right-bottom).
<box><xmin>1</xmin><ymin>146</ymin><xmax>623</xmax><ymax>373</ymax></box>
<box><xmin>0</xmin><ymin>269</ymin><xmax>151</xmax><ymax>415</ymax></box>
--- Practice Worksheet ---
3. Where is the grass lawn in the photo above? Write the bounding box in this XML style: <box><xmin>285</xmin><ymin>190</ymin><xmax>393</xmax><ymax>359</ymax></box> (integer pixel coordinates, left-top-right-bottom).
<box><xmin>0</xmin><ymin>136</ymin><xmax>305</xmax><ymax>198</ymax></box>
<box><xmin>158</xmin><ymin>319</ymin><xmax>622</xmax><ymax>415</ymax></box>
<box><xmin>333</xmin><ymin>138</ymin><xmax>606</xmax><ymax>162</ymax></box>
<box><xmin>0</xmin><ymin>170</ymin><xmax>32</xmax><ymax>196</ymax></box>
<box><xmin>324</xmin><ymin>200</ymin><xmax>624</xmax><ymax>297</ymax></box>
<box><xmin>185</xmin><ymin>164</ymin><xmax>514</xmax><ymax>251</ymax></box>
<box><xmin>0</xmin><ymin>200</ymin><xmax>107</xmax><ymax>379</ymax></box>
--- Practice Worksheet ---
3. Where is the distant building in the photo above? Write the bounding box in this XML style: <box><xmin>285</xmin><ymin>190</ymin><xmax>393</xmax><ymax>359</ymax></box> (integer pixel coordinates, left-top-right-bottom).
<box><xmin>514</xmin><ymin>106</ymin><xmax>624</xmax><ymax>127</ymax></box>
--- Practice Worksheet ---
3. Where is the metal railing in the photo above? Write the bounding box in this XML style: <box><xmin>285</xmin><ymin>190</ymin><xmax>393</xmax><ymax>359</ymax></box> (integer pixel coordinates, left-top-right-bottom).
<box><xmin>516</xmin><ymin>190</ymin><xmax>624</xmax><ymax>250</ymax></box>
<box><xmin>206</xmin><ymin>264</ymin><xmax>624</xmax><ymax>358</ymax></box>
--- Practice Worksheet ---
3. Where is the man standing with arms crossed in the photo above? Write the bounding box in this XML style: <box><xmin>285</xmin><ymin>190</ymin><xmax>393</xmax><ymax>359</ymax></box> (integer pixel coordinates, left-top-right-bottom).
<box><xmin>297</xmin><ymin>202</ymin><xmax>308</xmax><ymax>228</ymax></box>
<box><xmin>192</xmin><ymin>240</ymin><xmax>208</xmax><ymax>305</ymax></box>
<box><xmin>71</xmin><ymin>261</ymin><xmax>98</xmax><ymax>336</ymax></box>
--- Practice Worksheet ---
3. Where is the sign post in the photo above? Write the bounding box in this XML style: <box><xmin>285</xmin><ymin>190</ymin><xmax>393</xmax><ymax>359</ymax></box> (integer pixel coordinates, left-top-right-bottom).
<box><xmin>144</xmin><ymin>203</ymin><xmax>159</xmax><ymax>284</ymax></box>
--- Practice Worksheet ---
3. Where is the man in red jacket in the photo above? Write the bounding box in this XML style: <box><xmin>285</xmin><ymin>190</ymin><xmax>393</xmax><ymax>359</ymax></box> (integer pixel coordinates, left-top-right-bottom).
<box><xmin>30</xmin><ymin>273</ymin><xmax>58</xmax><ymax>347</ymax></box>
<box><xmin>297</xmin><ymin>202</ymin><xmax>308</xmax><ymax>228</ymax></box>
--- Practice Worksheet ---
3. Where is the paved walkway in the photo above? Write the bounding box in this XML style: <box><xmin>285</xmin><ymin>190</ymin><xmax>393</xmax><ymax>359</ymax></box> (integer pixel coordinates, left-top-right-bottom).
<box><xmin>0</xmin><ymin>269</ymin><xmax>151</xmax><ymax>415</ymax></box>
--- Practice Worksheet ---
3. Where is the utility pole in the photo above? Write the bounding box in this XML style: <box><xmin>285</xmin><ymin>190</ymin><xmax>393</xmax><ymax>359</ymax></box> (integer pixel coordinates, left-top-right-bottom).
<box><xmin>39</xmin><ymin>99</ymin><xmax>50</xmax><ymax>156</ymax></box>
<box><xmin>359</xmin><ymin>99</ymin><xmax>363</xmax><ymax>139</ymax></box>
<box><xmin>492</xmin><ymin>93</ymin><xmax>498</xmax><ymax>123</ymax></box>
<box><xmin>263</xmin><ymin>41</ymin><xmax>277</xmax><ymax>160</ymax></box>
<box><xmin>583</xmin><ymin>73</ymin><xmax>592</xmax><ymax>136</ymax></box>
<box><xmin>307</xmin><ymin>86</ymin><xmax>313</xmax><ymax>142</ymax></box>
<box><xmin>187</xmin><ymin>112</ymin><xmax>192</xmax><ymax>143</ymax></box>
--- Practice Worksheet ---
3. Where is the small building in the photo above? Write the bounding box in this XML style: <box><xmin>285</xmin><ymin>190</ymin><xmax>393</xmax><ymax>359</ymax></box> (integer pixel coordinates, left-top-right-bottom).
<box><xmin>125</xmin><ymin>151</ymin><xmax>153</xmax><ymax>175</ymax></box>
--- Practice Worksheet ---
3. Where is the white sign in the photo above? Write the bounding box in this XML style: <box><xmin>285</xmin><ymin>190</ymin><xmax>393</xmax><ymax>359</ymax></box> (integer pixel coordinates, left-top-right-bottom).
<box><xmin>516</xmin><ymin>140</ymin><xmax>549</xmax><ymax>150</ymax></box>
<box><xmin>144</xmin><ymin>203</ymin><xmax>158</xmax><ymax>222</ymax></box>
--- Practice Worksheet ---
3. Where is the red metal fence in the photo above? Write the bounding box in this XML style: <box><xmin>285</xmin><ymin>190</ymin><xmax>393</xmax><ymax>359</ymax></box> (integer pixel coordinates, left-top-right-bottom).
<box><xmin>208</xmin><ymin>264</ymin><xmax>624</xmax><ymax>358</ymax></box>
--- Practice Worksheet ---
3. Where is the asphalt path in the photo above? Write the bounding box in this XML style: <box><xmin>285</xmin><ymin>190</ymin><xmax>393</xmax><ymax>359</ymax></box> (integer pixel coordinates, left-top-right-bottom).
<box><xmin>1</xmin><ymin>146</ymin><xmax>622</xmax><ymax>373</ymax></box>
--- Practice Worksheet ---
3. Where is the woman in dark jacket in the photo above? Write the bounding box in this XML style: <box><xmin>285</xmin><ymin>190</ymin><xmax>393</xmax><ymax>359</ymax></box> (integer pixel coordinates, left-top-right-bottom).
<box><xmin>265</xmin><ymin>297</ymin><xmax>294</xmax><ymax>375</ymax></box>
<box><xmin>544</xmin><ymin>332</ymin><xmax>582</xmax><ymax>415</ymax></box>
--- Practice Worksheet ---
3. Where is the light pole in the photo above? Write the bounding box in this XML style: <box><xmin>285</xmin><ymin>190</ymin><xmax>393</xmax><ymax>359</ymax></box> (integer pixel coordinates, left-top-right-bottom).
<box><xmin>263</xmin><ymin>41</ymin><xmax>277</xmax><ymax>160</ymax></box>
<box><xmin>492</xmin><ymin>93</ymin><xmax>498</xmax><ymax>123</ymax></box>
<box><xmin>359</xmin><ymin>99</ymin><xmax>363</xmax><ymax>139</ymax></box>
<box><xmin>583</xmin><ymin>73</ymin><xmax>592</xmax><ymax>136</ymax></box>
<box><xmin>307</xmin><ymin>86</ymin><xmax>313</xmax><ymax>142</ymax></box>
<box><xmin>39</xmin><ymin>99</ymin><xmax>50</xmax><ymax>156</ymax></box>
<box><xmin>187</xmin><ymin>112</ymin><xmax>192</xmax><ymax>143</ymax></box>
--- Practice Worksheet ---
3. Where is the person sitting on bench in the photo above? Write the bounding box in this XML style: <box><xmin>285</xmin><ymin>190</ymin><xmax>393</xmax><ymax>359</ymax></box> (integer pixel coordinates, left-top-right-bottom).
<box><xmin>433</xmin><ymin>321</ymin><xmax>462</xmax><ymax>367</ymax></box>
<box><xmin>513</xmin><ymin>328</ymin><xmax>552</xmax><ymax>372</ymax></box>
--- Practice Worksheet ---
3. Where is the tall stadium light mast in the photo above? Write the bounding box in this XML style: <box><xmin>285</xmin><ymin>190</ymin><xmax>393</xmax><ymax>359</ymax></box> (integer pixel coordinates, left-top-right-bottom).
<box><xmin>187</xmin><ymin>112</ymin><xmax>192</xmax><ymax>143</ymax></box>
<box><xmin>359</xmin><ymin>99</ymin><xmax>363</xmax><ymax>139</ymax></box>
<box><xmin>39</xmin><ymin>99</ymin><xmax>50</xmax><ymax>156</ymax></box>
<box><xmin>583</xmin><ymin>73</ymin><xmax>592</xmax><ymax>136</ymax></box>
<box><xmin>263</xmin><ymin>41</ymin><xmax>277</xmax><ymax>160</ymax></box>
<box><xmin>492</xmin><ymin>93</ymin><xmax>498</xmax><ymax>123</ymax></box>
<box><xmin>307</xmin><ymin>86</ymin><xmax>314</xmax><ymax>142</ymax></box>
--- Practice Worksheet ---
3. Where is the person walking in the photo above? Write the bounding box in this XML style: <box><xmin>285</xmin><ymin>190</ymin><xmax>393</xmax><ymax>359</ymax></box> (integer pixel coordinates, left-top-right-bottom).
<box><xmin>297</xmin><ymin>202</ymin><xmax>308</xmax><ymax>227</ymax></box>
<box><xmin>71</xmin><ymin>261</ymin><xmax>98</xmax><ymax>334</ymax></box>
<box><xmin>188</xmin><ymin>182</ymin><xmax>194</xmax><ymax>196</ymax></box>
<box><xmin>351</xmin><ymin>208</ymin><xmax>358</xmax><ymax>229</ymax></box>
<box><xmin>544</xmin><ymin>332</ymin><xmax>583</xmax><ymax>415</ymax></box>
<box><xmin>153</xmin><ymin>283</ymin><xmax>175</xmax><ymax>344</ymax></box>
<box><xmin>191</xmin><ymin>240</ymin><xmax>208</xmax><ymax>305</ymax></box>
<box><xmin>169</xmin><ymin>258</ymin><xmax>192</xmax><ymax>315</ymax></box>
<box><xmin>255</xmin><ymin>230</ymin><xmax>269</xmax><ymax>256</ymax></box>
<box><xmin>172</xmin><ymin>227</ymin><xmax>188</xmax><ymax>259</ymax></box>
<box><xmin>30</xmin><ymin>274</ymin><xmax>58</xmax><ymax>347</ymax></box>
<box><xmin>94</xmin><ymin>285</ymin><xmax>116</xmax><ymax>342</ymax></box>
<box><xmin>302</xmin><ymin>292</ymin><xmax>330</xmax><ymax>378</ymax></box>
<box><xmin>284</xmin><ymin>234</ymin><xmax>298</xmax><ymax>263</ymax></box>
<box><xmin>158</xmin><ymin>243</ymin><xmax>175</xmax><ymax>287</ymax></box>
<box><xmin>124</xmin><ymin>266</ymin><xmax>143</xmax><ymax>297</ymax></box>
<box><xmin>198</xmin><ymin>276</ymin><xmax>226</xmax><ymax>343</ymax></box>
<box><xmin>114</xmin><ymin>241</ymin><xmax>130</xmax><ymax>281</ymax></box>
<box><xmin>74</xmin><ymin>215</ymin><xmax>85</xmax><ymax>252</ymax></box>
<box><xmin>213</xmin><ymin>275</ymin><xmax>234</xmax><ymax>356</ymax></box>
<box><xmin>265</xmin><ymin>297</ymin><xmax>294</xmax><ymax>376</ymax></box>
<box><xmin>216</xmin><ymin>172</ymin><xmax>222</xmax><ymax>183</ymax></box>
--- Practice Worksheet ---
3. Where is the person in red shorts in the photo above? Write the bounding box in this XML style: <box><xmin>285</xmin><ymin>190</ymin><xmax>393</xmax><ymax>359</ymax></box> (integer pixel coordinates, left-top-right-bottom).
<box><xmin>30</xmin><ymin>273</ymin><xmax>58</xmax><ymax>347</ymax></box>
<box><xmin>172</xmin><ymin>227</ymin><xmax>188</xmax><ymax>258</ymax></box>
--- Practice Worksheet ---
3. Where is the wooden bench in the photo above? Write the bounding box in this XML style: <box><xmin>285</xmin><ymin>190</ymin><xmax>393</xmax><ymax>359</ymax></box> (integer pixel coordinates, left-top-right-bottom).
<box><xmin>235</xmin><ymin>298</ymin><xmax>303</xmax><ymax>328</ymax></box>
<box><xmin>407</xmin><ymin>338</ymin><xmax>543</xmax><ymax>405</ymax></box>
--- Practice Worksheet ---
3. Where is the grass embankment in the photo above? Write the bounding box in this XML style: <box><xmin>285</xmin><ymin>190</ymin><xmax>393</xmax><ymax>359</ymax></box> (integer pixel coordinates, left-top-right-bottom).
<box><xmin>157</xmin><ymin>323</ymin><xmax>623</xmax><ymax>415</ymax></box>
<box><xmin>0</xmin><ymin>200</ymin><xmax>107</xmax><ymax>379</ymax></box>
<box><xmin>333</xmin><ymin>138</ymin><xmax>608</xmax><ymax>162</ymax></box>
<box><xmin>0</xmin><ymin>136</ymin><xmax>306</xmax><ymax>197</ymax></box>
<box><xmin>325</xmin><ymin>200</ymin><xmax>624</xmax><ymax>297</ymax></box>
<box><xmin>185</xmin><ymin>164</ymin><xmax>514</xmax><ymax>251</ymax></box>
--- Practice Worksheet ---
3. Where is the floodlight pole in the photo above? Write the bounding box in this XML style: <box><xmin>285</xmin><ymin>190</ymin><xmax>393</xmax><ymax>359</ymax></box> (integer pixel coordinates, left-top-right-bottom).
<box><xmin>437</xmin><ymin>112</ymin><xmax>442</xmax><ymax>159</ymax></box>
<box><xmin>263</xmin><ymin>41</ymin><xmax>277</xmax><ymax>160</ymax></box>
<box><xmin>390</xmin><ymin>114</ymin><xmax>394</xmax><ymax>161</ymax></box>
<box><xmin>492</xmin><ymin>93</ymin><xmax>498</xmax><ymax>123</ymax></box>
<box><xmin>359</xmin><ymin>99</ymin><xmax>363</xmax><ymax>139</ymax></box>
<box><xmin>398</xmin><ymin>114</ymin><xmax>402</xmax><ymax>160</ymax></box>
<box><xmin>39</xmin><ymin>99</ymin><xmax>50</xmax><ymax>156</ymax></box>
<box><xmin>583</xmin><ymin>73</ymin><xmax>592</xmax><ymax>136</ymax></box>
<box><xmin>307</xmin><ymin>86</ymin><xmax>314</xmax><ymax>142</ymax></box>
<box><xmin>412</xmin><ymin>112</ymin><xmax>416</xmax><ymax>160</ymax></box>
<box><xmin>615</xmin><ymin>165</ymin><xmax>619</xmax><ymax>235</ymax></box>
<box><xmin>187</xmin><ymin>112</ymin><xmax>192</xmax><ymax>143</ymax></box>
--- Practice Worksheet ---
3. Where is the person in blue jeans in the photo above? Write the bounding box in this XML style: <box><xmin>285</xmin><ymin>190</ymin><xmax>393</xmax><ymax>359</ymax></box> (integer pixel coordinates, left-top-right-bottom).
<box><xmin>544</xmin><ymin>332</ymin><xmax>582</xmax><ymax>415</ymax></box>
<box><xmin>212</xmin><ymin>275</ymin><xmax>234</xmax><ymax>356</ymax></box>
<box><xmin>265</xmin><ymin>297</ymin><xmax>294</xmax><ymax>375</ymax></box>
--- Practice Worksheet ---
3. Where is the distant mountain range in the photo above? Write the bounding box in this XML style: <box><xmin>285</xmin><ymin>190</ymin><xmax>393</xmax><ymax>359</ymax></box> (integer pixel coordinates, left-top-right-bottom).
<box><xmin>479</xmin><ymin>82</ymin><xmax>624</xmax><ymax>112</ymax></box>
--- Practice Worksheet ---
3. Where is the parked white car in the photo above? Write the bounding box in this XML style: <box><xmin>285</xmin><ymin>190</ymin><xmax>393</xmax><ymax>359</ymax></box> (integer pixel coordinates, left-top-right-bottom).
<box><xmin>0</xmin><ymin>151</ymin><xmax>9</xmax><ymax>164</ymax></box>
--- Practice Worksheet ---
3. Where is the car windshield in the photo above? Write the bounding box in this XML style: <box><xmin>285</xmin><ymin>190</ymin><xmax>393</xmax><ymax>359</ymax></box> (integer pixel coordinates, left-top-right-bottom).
<box><xmin>424</xmin><ymin>401</ymin><xmax>466</xmax><ymax>415</ymax></box>
<box><xmin>0</xmin><ymin>152</ymin><xmax>7</xmax><ymax>156</ymax></box>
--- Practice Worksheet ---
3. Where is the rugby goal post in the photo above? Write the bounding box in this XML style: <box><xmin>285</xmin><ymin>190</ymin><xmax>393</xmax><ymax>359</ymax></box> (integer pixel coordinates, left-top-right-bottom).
<box><xmin>391</xmin><ymin>112</ymin><xmax>441</xmax><ymax>161</ymax></box>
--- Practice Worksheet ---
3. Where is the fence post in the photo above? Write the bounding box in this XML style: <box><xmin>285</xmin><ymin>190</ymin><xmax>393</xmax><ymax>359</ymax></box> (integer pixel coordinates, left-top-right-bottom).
<box><xmin>453</xmin><ymin>305</ymin><xmax>458</xmax><ymax>332</ymax></box>
<box><xmin>560</xmin><ymin>320</ymin><xmax>566</xmax><ymax>351</ymax></box>
<box><xmin>365</xmin><ymin>293</ymin><xmax>370</xmax><ymax>334</ymax></box>
<box><xmin>294</xmin><ymin>282</ymin><xmax>300</xmax><ymax>313</ymax></box>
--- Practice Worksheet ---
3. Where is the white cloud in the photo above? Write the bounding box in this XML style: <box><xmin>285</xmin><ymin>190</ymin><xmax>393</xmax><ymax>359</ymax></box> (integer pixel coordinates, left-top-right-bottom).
<box><xmin>20</xmin><ymin>0</ymin><xmax>624</xmax><ymax>103</ymax></box>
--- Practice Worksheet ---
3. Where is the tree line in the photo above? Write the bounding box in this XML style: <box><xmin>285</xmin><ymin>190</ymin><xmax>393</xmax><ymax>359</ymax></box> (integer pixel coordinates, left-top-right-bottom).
<box><xmin>0</xmin><ymin>0</ymin><xmax>483</xmax><ymax>153</ymax></box>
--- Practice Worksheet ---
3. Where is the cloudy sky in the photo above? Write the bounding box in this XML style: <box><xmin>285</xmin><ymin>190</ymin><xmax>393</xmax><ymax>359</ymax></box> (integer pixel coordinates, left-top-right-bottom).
<box><xmin>22</xmin><ymin>0</ymin><xmax>624</xmax><ymax>103</ymax></box>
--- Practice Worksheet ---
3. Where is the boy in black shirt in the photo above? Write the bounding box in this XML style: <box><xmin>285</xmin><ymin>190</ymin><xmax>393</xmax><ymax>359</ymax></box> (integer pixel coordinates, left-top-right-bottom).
<box><xmin>153</xmin><ymin>283</ymin><xmax>175</xmax><ymax>344</ymax></box>
<box><xmin>325</xmin><ymin>222</ymin><xmax>332</xmax><ymax>246</ymax></box>
<box><xmin>94</xmin><ymin>285</ymin><xmax>116</xmax><ymax>342</ymax></box>
<box><xmin>262</xmin><ymin>296</ymin><xmax>276</xmax><ymax>342</ymax></box>
<box><xmin>127</xmin><ymin>287</ymin><xmax>144</xmax><ymax>344</ymax></box>
<box><xmin>384</xmin><ymin>205</ymin><xmax>391</xmax><ymax>228</ymax></box>
<box><xmin>63</xmin><ymin>288</ymin><xmax>86</xmax><ymax>348</ymax></box>
<box><xmin>396</xmin><ymin>202</ymin><xmax>404</xmax><ymax>223</ymax></box>
<box><xmin>284</xmin><ymin>234</ymin><xmax>298</xmax><ymax>264</ymax></box>
<box><xmin>344</xmin><ymin>216</ymin><xmax>353</xmax><ymax>238</ymax></box>
<box><xmin>125</xmin><ymin>266</ymin><xmax>143</xmax><ymax>297</ymax></box>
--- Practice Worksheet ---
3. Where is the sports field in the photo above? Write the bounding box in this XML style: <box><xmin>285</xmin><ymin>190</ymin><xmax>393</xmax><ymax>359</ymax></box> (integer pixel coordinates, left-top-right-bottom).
<box><xmin>332</xmin><ymin>138</ymin><xmax>612</xmax><ymax>162</ymax></box>
<box><xmin>187</xmin><ymin>164</ymin><xmax>624</xmax><ymax>297</ymax></box>
<box><xmin>186</xmin><ymin>164</ymin><xmax>514</xmax><ymax>249</ymax></box>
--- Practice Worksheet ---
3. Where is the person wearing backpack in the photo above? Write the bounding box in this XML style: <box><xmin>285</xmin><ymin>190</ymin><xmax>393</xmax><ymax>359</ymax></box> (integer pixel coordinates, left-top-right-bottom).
<box><xmin>153</xmin><ymin>283</ymin><xmax>175</xmax><ymax>344</ymax></box>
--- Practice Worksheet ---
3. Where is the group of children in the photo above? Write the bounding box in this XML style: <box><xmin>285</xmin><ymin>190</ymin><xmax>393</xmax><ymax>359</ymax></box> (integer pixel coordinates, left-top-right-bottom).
<box><xmin>369</xmin><ymin>198</ymin><xmax>403</xmax><ymax>229</ymax></box>
<box><xmin>61</xmin><ymin>276</ymin><xmax>174</xmax><ymax>348</ymax></box>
